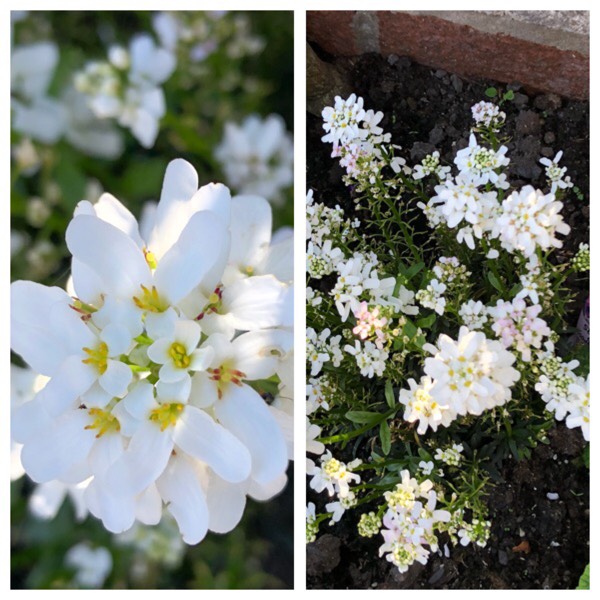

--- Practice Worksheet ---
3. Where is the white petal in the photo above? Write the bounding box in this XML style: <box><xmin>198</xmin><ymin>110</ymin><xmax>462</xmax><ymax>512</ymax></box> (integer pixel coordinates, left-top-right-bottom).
<box><xmin>189</xmin><ymin>347</ymin><xmax>214</xmax><ymax>372</ymax></box>
<box><xmin>85</xmin><ymin>478</ymin><xmax>136</xmax><ymax>534</ymax></box>
<box><xmin>66</xmin><ymin>215</ymin><xmax>151</xmax><ymax>299</ymax></box>
<box><xmin>71</xmin><ymin>258</ymin><xmax>105</xmax><ymax>306</ymax></box>
<box><xmin>135</xmin><ymin>484</ymin><xmax>162</xmax><ymax>525</ymax></box>
<box><xmin>87</xmin><ymin>432</ymin><xmax>124</xmax><ymax>477</ymax></box>
<box><xmin>80</xmin><ymin>382</ymin><xmax>112</xmax><ymax>409</ymax></box>
<box><xmin>20</xmin><ymin>409</ymin><xmax>97</xmax><ymax>483</ymax></box>
<box><xmin>189</xmin><ymin>372</ymin><xmax>219</xmax><ymax>409</ymax></box>
<box><xmin>248</xmin><ymin>473</ymin><xmax>288</xmax><ymax>501</ymax></box>
<box><xmin>12</xmin><ymin>396</ymin><xmax>52</xmax><ymax>444</ymax></box>
<box><xmin>228</xmin><ymin>195</ymin><xmax>272</xmax><ymax>269</ymax></box>
<box><xmin>105</xmin><ymin>421</ymin><xmax>173</xmax><ymax>496</ymax></box>
<box><xmin>93</xmin><ymin>193</ymin><xmax>144</xmax><ymax>248</ymax></box>
<box><xmin>214</xmin><ymin>385</ymin><xmax>288</xmax><ymax>485</ymax></box>
<box><xmin>144</xmin><ymin>307</ymin><xmax>178</xmax><ymax>340</ymax></box>
<box><xmin>158</xmin><ymin>361</ymin><xmax>188</xmax><ymax>384</ymax></box>
<box><xmin>205</xmin><ymin>473</ymin><xmax>247</xmax><ymax>534</ymax></box>
<box><xmin>153</xmin><ymin>210</ymin><xmax>229</xmax><ymax>306</ymax></box>
<box><xmin>147</xmin><ymin>338</ymin><xmax>171</xmax><ymax>365</ymax></box>
<box><xmin>156</xmin><ymin>377</ymin><xmax>191</xmax><ymax>403</ymax></box>
<box><xmin>156</xmin><ymin>454</ymin><xmax>209</xmax><ymax>545</ymax></box>
<box><xmin>221</xmin><ymin>276</ymin><xmax>288</xmax><ymax>330</ymax></box>
<box><xmin>101</xmin><ymin>322</ymin><xmax>133</xmax><ymax>357</ymax></box>
<box><xmin>148</xmin><ymin>159</ymin><xmax>199</xmax><ymax>259</ymax></box>
<box><xmin>173</xmin><ymin>319</ymin><xmax>201</xmax><ymax>354</ymax></box>
<box><xmin>173</xmin><ymin>406</ymin><xmax>251</xmax><ymax>483</ymax></box>
<box><xmin>99</xmin><ymin>360</ymin><xmax>132</xmax><ymax>398</ymax></box>
<box><xmin>35</xmin><ymin>355</ymin><xmax>97</xmax><ymax>417</ymax></box>
<box><xmin>123</xmin><ymin>380</ymin><xmax>157</xmax><ymax>420</ymax></box>
<box><xmin>232</xmin><ymin>329</ymin><xmax>293</xmax><ymax>380</ymax></box>
<box><xmin>263</xmin><ymin>233</ymin><xmax>293</xmax><ymax>282</ymax></box>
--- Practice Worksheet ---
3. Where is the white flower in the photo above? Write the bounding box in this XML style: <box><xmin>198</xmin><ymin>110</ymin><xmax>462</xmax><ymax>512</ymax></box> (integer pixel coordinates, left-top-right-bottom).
<box><xmin>65</xmin><ymin>543</ymin><xmax>112</xmax><ymax>588</ymax></box>
<box><xmin>418</xmin><ymin>461</ymin><xmax>434</xmax><ymax>476</ymax></box>
<box><xmin>215</xmin><ymin>114</ymin><xmax>293</xmax><ymax>205</ymax></box>
<box><xmin>565</xmin><ymin>376</ymin><xmax>589</xmax><ymax>441</ymax></box>
<box><xmin>494</xmin><ymin>185</ymin><xmax>570</xmax><ymax>257</ymax></box>
<box><xmin>454</xmin><ymin>134</ymin><xmax>509</xmax><ymax>187</ymax></box>
<box><xmin>539</xmin><ymin>151</ymin><xmax>573</xmax><ymax>194</ymax></box>
<box><xmin>399</xmin><ymin>377</ymin><xmax>456</xmax><ymax>434</ymax></box>
<box><xmin>489</xmin><ymin>298</ymin><xmax>551</xmax><ymax>361</ymax></box>
<box><xmin>321</xmin><ymin>94</ymin><xmax>366</xmax><ymax>147</ymax></box>
<box><xmin>11</xmin><ymin>41</ymin><xmax>66</xmax><ymax>143</ymax></box>
<box><xmin>11</xmin><ymin>159</ymin><xmax>292</xmax><ymax>545</ymax></box>
<box><xmin>459</xmin><ymin>300</ymin><xmax>488</xmax><ymax>330</ymax></box>
<box><xmin>424</xmin><ymin>326</ymin><xmax>520</xmax><ymax>417</ymax></box>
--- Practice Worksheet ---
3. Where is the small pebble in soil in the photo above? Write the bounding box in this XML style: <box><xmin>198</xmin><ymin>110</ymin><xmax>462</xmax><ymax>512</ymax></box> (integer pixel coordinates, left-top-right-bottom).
<box><xmin>547</xmin><ymin>493</ymin><xmax>559</xmax><ymax>500</ymax></box>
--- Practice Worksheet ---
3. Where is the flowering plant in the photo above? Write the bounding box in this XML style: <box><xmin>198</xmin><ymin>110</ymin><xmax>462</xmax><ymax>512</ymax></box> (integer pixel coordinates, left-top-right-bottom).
<box><xmin>306</xmin><ymin>93</ymin><xmax>589</xmax><ymax>579</ymax></box>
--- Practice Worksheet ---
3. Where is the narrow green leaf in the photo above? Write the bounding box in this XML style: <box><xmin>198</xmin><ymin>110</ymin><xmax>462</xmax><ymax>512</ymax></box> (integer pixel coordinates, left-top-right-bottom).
<box><xmin>385</xmin><ymin>380</ymin><xmax>396</xmax><ymax>409</ymax></box>
<box><xmin>380</xmin><ymin>420</ymin><xmax>391</xmax><ymax>455</ymax></box>
<box><xmin>404</xmin><ymin>262</ymin><xmax>425</xmax><ymax>282</ymax></box>
<box><xmin>345</xmin><ymin>411</ymin><xmax>381</xmax><ymax>425</ymax></box>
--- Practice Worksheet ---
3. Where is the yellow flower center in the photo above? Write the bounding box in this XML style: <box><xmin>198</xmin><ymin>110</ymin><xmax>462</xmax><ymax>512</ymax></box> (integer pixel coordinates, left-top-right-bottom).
<box><xmin>85</xmin><ymin>407</ymin><xmax>120</xmax><ymax>438</ymax></box>
<box><xmin>132</xmin><ymin>284</ymin><xmax>169</xmax><ymax>313</ymax></box>
<box><xmin>82</xmin><ymin>342</ymin><xmax>109</xmax><ymax>374</ymax></box>
<box><xmin>144</xmin><ymin>248</ymin><xmax>158</xmax><ymax>270</ymax></box>
<box><xmin>149</xmin><ymin>402</ymin><xmax>184</xmax><ymax>431</ymax></box>
<box><xmin>169</xmin><ymin>342</ymin><xmax>190</xmax><ymax>369</ymax></box>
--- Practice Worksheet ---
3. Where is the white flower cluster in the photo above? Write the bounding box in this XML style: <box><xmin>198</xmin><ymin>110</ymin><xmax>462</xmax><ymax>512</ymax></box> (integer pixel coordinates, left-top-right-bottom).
<box><xmin>344</xmin><ymin>340</ymin><xmax>389</xmax><ymax>378</ymax></box>
<box><xmin>399</xmin><ymin>327</ymin><xmax>520</xmax><ymax>434</ymax></box>
<box><xmin>535</xmin><ymin>343</ymin><xmax>589</xmax><ymax>441</ymax></box>
<box><xmin>306</xmin><ymin>375</ymin><xmax>335</xmax><ymax>415</ymax></box>
<box><xmin>322</xmin><ymin>94</ymin><xmax>404</xmax><ymax>184</ymax></box>
<box><xmin>489</xmin><ymin>297</ymin><xmax>551</xmax><ymax>362</ymax></box>
<box><xmin>418</xmin><ymin>102</ymin><xmax>572</xmax><ymax>259</ymax></box>
<box><xmin>572</xmin><ymin>243</ymin><xmax>590</xmax><ymax>272</ymax></box>
<box><xmin>458</xmin><ymin>518</ymin><xmax>491</xmax><ymax>547</ymax></box>
<box><xmin>412</xmin><ymin>151</ymin><xmax>451</xmax><ymax>181</ymax></box>
<box><xmin>11</xmin><ymin>41</ymin><xmax>124</xmax><ymax>159</ymax></box>
<box><xmin>306</xmin><ymin>502</ymin><xmax>319</xmax><ymax>543</ymax></box>
<box><xmin>471</xmin><ymin>100</ymin><xmax>506</xmax><ymax>130</ymax></box>
<box><xmin>434</xmin><ymin>443</ymin><xmax>464</xmax><ymax>467</ymax></box>
<box><xmin>11</xmin><ymin>159</ymin><xmax>293</xmax><ymax>545</ymax></box>
<box><xmin>215</xmin><ymin>114</ymin><xmax>293</xmax><ymax>206</ymax></box>
<box><xmin>416</xmin><ymin>256</ymin><xmax>470</xmax><ymax>315</ymax></box>
<box><xmin>308</xmin><ymin>451</ymin><xmax>361</xmax><ymax>499</ymax></box>
<box><xmin>458</xmin><ymin>299</ymin><xmax>488</xmax><ymax>330</ymax></box>
<box><xmin>74</xmin><ymin>34</ymin><xmax>176</xmax><ymax>148</ymax></box>
<box><xmin>494</xmin><ymin>186</ymin><xmax>571</xmax><ymax>257</ymax></box>
<box><xmin>539</xmin><ymin>151</ymin><xmax>573</xmax><ymax>194</ymax></box>
<box><xmin>358</xmin><ymin>511</ymin><xmax>382</xmax><ymax>537</ymax></box>
<box><xmin>306</xmin><ymin>327</ymin><xmax>343</xmax><ymax>376</ymax></box>
<box><xmin>379</xmin><ymin>471</ymin><xmax>451</xmax><ymax>573</ymax></box>
<box><xmin>454</xmin><ymin>134</ymin><xmax>510</xmax><ymax>188</ymax></box>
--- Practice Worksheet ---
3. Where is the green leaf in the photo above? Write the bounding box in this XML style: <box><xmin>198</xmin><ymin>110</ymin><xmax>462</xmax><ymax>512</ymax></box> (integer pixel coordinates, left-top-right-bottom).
<box><xmin>345</xmin><ymin>411</ymin><xmax>381</xmax><ymax>425</ymax></box>
<box><xmin>485</xmin><ymin>87</ymin><xmax>498</xmax><ymax>98</ymax></box>
<box><xmin>583</xmin><ymin>444</ymin><xmax>590</xmax><ymax>469</ymax></box>
<box><xmin>403</xmin><ymin>262</ymin><xmax>425</xmax><ymax>282</ymax></box>
<box><xmin>380</xmin><ymin>421</ymin><xmax>391</xmax><ymax>455</ymax></box>
<box><xmin>385</xmin><ymin>380</ymin><xmax>396</xmax><ymax>409</ymax></box>
<box><xmin>53</xmin><ymin>156</ymin><xmax>87</xmax><ymax>210</ymax></box>
<box><xmin>403</xmin><ymin>320</ymin><xmax>418</xmax><ymax>339</ymax></box>
<box><xmin>576</xmin><ymin>564</ymin><xmax>590</xmax><ymax>590</ymax></box>
<box><xmin>417</xmin><ymin>313</ymin><xmax>436</xmax><ymax>329</ymax></box>
<box><xmin>503</xmin><ymin>90</ymin><xmax>515</xmax><ymax>101</ymax></box>
<box><xmin>487</xmin><ymin>270</ymin><xmax>504</xmax><ymax>293</ymax></box>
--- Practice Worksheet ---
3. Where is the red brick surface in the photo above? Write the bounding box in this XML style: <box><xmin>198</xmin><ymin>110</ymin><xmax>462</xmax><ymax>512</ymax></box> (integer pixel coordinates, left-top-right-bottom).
<box><xmin>307</xmin><ymin>11</ymin><xmax>589</xmax><ymax>100</ymax></box>
<box><xmin>307</xmin><ymin>11</ymin><xmax>357</xmax><ymax>57</ymax></box>
<box><xmin>378</xmin><ymin>13</ymin><xmax>588</xmax><ymax>100</ymax></box>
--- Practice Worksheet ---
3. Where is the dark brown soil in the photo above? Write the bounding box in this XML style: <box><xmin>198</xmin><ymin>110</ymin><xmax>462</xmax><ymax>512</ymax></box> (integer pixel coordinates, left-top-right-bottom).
<box><xmin>306</xmin><ymin>50</ymin><xmax>589</xmax><ymax>590</ymax></box>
